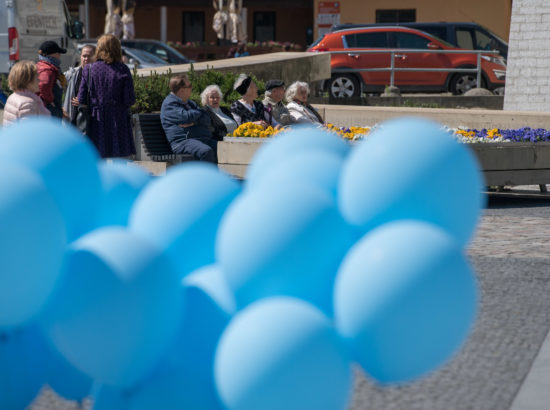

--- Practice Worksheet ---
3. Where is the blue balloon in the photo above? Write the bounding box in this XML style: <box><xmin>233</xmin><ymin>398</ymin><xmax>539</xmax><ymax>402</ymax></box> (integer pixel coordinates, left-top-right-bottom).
<box><xmin>97</xmin><ymin>160</ymin><xmax>151</xmax><ymax>226</ymax></box>
<box><xmin>245</xmin><ymin>125</ymin><xmax>350</xmax><ymax>187</ymax></box>
<box><xmin>40</xmin><ymin>227</ymin><xmax>183</xmax><ymax>389</ymax></box>
<box><xmin>215</xmin><ymin>297</ymin><xmax>352</xmax><ymax>410</ymax></box>
<box><xmin>0</xmin><ymin>118</ymin><xmax>102</xmax><ymax>240</ymax></box>
<box><xmin>129</xmin><ymin>162</ymin><xmax>241</xmax><ymax>278</ymax></box>
<box><xmin>0</xmin><ymin>325</ymin><xmax>48</xmax><ymax>410</ymax></box>
<box><xmin>334</xmin><ymin>220</ymin><xmax>478</xmax><ymax>383</ymax></box>
<box><xmin>95</xmin><ymin>265</ymin><xmax>234</xmax><ymax>410</ymax></box>
<box><xmin>0</xmin><ymin>162</ymin><xmax>66</xmax><ymax>328</ymax></box>
<box><xmin>92</xmin><ymin>384</ymin><xmax>130</xmax><ymax>410</ymax></box>
<box><xmin>217</xmin><ymin>181</ymin><xmax>356</xmax><ymax>315</ymax></box>
<box><xmin>246</xmin><ymin>150</ymin><xmax>345</xmax><ymax>199</ymax></box>
<box><xmin>42</xmin><ymin>332</ymin><xmax>94</xmax><ymax>401</ymax></box>
<box><xmin>338</xmin><ymin>117</ymin><xmax>484</xmax><ymax>246</ymax></box>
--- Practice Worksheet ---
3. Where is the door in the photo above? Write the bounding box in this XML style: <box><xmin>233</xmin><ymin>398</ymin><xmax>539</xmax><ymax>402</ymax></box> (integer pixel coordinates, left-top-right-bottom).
<box><xmin>391</xmin><ymin>31</ymin><xmax>449</xmax><ymax>87</ymax></box>
<box><xmin>342</xmin><ymin>31</ymin><xmax>390</xmax><ymax>86</ymax></box>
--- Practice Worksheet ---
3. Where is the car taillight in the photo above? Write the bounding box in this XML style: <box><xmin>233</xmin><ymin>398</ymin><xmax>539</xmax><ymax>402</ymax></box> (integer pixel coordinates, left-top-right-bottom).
<box><xmin>8</xmin><ymin>27</ymin><xmax>19</xmax><ymax>61</ymax></box>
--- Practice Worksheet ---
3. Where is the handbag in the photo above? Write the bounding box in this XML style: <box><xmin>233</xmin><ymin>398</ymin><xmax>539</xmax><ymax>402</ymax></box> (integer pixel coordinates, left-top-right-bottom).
<box><xmin>74</xmin><ymin>64</ymin><xmax>92</xmax><ymax>135</ymax></box>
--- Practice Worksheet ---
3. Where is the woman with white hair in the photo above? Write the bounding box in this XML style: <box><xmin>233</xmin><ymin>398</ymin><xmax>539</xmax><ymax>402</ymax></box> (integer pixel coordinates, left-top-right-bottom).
<box><xmin>201</xmin><ymin>84</ymin><xmax>238</xmax><ymax>140</ymax></box>
<box><xmin>285</xmin><ymin>81</ymin><xmax>324</xmax><ymax>125</ymax></box>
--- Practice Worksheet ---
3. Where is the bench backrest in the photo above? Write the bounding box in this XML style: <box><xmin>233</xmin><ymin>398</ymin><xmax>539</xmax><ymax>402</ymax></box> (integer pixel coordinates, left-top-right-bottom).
<box><xmin>133</xmin><ymin>113</ymin><xmax>194</xmax><ymax>162</ymax></box>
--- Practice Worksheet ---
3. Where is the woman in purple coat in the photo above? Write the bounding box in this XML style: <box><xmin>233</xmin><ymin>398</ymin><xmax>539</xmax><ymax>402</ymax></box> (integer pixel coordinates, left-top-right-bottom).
<box><xmin>78</xmin><ymin>34</ymin><xmax>136</xmax><ymax>158</ymax></box>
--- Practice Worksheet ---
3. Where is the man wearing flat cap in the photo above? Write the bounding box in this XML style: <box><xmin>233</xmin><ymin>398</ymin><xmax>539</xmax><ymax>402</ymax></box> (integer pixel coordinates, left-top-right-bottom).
<box><xmin>263</xmin><ymin>79</ymin><xmax>293</xmax><ymax>126</ymax></box>
<box><xmin>230</xmin><ymin>73</ymin><xmax>278</xmax><ymax>127</ymax></box>
<box><xmin>37</xmin><ymin>40</ymin><xmax>67</xmax><ymax>118</ymax></box>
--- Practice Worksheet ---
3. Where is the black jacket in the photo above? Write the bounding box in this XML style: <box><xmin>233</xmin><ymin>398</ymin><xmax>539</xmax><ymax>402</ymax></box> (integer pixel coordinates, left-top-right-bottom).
<box><xmin>205</xmin><ymin>105</ymin><xmax>237</xmax><ymax>140</ymax></box>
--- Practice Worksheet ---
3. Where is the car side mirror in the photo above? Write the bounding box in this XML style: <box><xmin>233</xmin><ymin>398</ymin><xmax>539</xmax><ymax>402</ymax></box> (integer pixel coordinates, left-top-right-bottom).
<box><xmin>427</xmin><ymin>42</ymin><xmax>441</xmax><ymax>50</ymax></box>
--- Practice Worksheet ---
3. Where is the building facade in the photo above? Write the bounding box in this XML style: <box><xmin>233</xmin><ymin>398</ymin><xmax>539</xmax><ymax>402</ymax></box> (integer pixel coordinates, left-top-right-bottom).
<box><xmin>67</xmin><ymin>1</ymin><xmax>512</xmax><ymax>48</ymax></box>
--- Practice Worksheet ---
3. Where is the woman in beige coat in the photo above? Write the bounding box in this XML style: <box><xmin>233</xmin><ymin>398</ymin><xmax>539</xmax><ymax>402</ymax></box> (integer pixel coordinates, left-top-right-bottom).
<box><xmin>3</xmin><ymin>60</ymin><xmax>50</xmax><ymax>126</ymax></box>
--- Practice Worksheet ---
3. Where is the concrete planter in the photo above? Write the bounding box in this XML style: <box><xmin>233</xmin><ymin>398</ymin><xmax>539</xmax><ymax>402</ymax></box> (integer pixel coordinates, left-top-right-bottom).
<box><xmin>218</xmin><ymin>138</ymin><xmax>550</xmax><ymax>186</ymax></box>
<box><xmin>468</xmin><ymin>142</ymin><xmax>550</xmax><ymax>186</ymax></box>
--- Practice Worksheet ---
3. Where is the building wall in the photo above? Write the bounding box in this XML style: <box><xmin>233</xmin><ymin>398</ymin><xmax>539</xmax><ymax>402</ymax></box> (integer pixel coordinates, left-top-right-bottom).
<box><xmin>313</xmin><ymin>0</ymin><xmax>512</xmax><ymax>41</ymax></box>
<box><xmin>68</xmin><ymin>1</ymin><xmax>313</xmax><ymax>46</ymax></box>
<box><xmin>503</xmin><ymin>0</ymin><xmax>550</xmax><ymax>111</ymax></box>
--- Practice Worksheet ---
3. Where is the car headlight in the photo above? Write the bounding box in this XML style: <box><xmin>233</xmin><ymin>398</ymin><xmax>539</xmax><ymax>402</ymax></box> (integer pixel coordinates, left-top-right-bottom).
<box><xmin>492</xmin><ymin>69</ymin><xmax>506</xmax><ymax>80</ymax></box>
<box><xmin>481</xmin><ymin>55</ymin><xmax>506</xmax><ymax>66</ymax></box>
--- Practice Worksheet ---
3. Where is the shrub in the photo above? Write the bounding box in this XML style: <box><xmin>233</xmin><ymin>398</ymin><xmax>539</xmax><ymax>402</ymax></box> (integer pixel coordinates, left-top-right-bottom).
<box><xmin>131</xmin><ymin>65</ymin><xmax>265</xmax><ymax>113</ymax></box>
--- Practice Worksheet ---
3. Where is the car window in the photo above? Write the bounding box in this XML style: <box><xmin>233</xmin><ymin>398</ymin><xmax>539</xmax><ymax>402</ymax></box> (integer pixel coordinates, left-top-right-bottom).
<box><xmin>344</xmin><ymin>32</ymin><xmax>387</xmax><ymax>48</ymax></box>
<box><xmin>474</xmin><ymin>29</ymin><xmax>495</xmax><ymax>50</ymax></box>
<box><xmin>456</xmin><ymin>29</ymin><xmax>474</xmax><ymax>49</ymax></box>
<box><xmin>414</xmin><ymin>26</ymin><xmax>447</xmax><ymax>42</ymax></box>
<box><xmin>393</xmin><ymin>32</ymin><xmax>431</xmax><ymax>49</ymax></box>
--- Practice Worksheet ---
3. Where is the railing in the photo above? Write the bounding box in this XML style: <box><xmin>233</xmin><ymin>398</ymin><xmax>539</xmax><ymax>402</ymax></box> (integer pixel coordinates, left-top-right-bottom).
<box><xmin>329</xmin><ymin>49</ymin><xmax>502</xmax><ymax>89</ymax></box>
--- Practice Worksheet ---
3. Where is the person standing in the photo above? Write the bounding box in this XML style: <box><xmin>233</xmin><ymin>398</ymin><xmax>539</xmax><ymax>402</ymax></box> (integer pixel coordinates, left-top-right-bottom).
<box><xmin>3</xmin><ymin>61</ymin><xmax>50</xmax><ymax>126</ymax></box>
<box><xmin>77</xmin><ymin>34</ymin><xmax>136</xmax><ymax>158</ymax></box>
<box><xmin>262</xmin><ymin>79</ymin><xmax>292</xmax><ymax>126</ymax></box>
<box><xmin>63</xmin><ymin>45</ymin><xmax>96</xmax><ymax>123</ymax></box>
<box><xmin>160</xmin><ymin>73</ymin><xmax>218</xmax><ymax>163</ymax></box>
<box><xmin>37</xmin><ymin>41</ymin><xmax>67</xmax><ymax>119</ymax></box>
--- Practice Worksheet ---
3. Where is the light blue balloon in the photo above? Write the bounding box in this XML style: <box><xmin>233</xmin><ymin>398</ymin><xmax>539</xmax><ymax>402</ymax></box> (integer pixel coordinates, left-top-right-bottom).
<box><xmin>245</xmin><ymin>125</ymin><xmax>350</xmax><ymax>188</ymax></box>
<box><xmin>217</xmin><ymin>181</ymin><xmax>356</xmax><ymax>315</ymax></box>
<box><xmin>0</xmin><ymin>326</ymin><xmax>49</xmax><ymax>410</ymax></box>
<box><xmin>97</xmin><ymin>160</ymin><xmax>151</xmax><ymax>226</ymax></box>
<box><xmin>334</xmin><ymin>220</ymin><xmax>478</xmax><ymax>384</ymax></box>
<box><xmin>215</xmin><ymin>297</ymin><xmax>352</xmax><ymax>410</ymax></box>
<box><xmin>0</xmin><ymin>118</ymin><xmax>102</xmax><ymax>240</ymax></box>
<box><xmin>95</xmin><ymin>265</ymin><xmax>234</xmax><ymax>410</ymax></box>
<box><xmin>246</xmin><ymin>150</ymin><xmax>345</xmax><ymax>199</ymax></box>
<box><xmin>42</xmin><ymin>331</ymin><xmax>94</xmax><ymax>401</ymax></box>
<box><xmin>339</xmin><ymin>117</ymin><xmax>484</xmax><ymax>246</ymax></box>
<box><xmin>0</xmin><ymin>162</ymin><xmax>66</xmax><ymax>328</ymax></box>
<box><xmin>40</xmin><ymin>227</ymin><xmax>183</xmax><ymax>389</ymax></box>
<box><xmin>129</xmin><ymin>162</ymin><xmax>241</xmax><ymax>278</ymax></box>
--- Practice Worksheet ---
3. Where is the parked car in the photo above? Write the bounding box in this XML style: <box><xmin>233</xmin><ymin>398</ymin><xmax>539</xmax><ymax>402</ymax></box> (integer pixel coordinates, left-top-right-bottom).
<box><xmin>121</xmin><ymin>39</ymin><xmax>192</xmax><ymax>64</ymax></box>
<box><xmin>76</xmin><ymin>41</ymin><xmax>168</xmax><ymax>70</ymax></box>
<box><xmin>307</xmin><ymin>26</ymin><xmax>507</xmax><ymax>98</ymax></box>
<box><xmin>329</xmin><ymin>22</ymin><xmax>508</xmax><ymax>61</ymax></box>
<box><xmin>122</xmin><ymin>47</ymin><xmax>169</xmax><ymax>69</ymax></box>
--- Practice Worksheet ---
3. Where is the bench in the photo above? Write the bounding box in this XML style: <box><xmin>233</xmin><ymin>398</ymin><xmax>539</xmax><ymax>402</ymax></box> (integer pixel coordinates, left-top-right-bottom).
<box><xmin>132</xmin><ymin>113</ymin><xmax>195</xmax><ymax>163</ymax></box>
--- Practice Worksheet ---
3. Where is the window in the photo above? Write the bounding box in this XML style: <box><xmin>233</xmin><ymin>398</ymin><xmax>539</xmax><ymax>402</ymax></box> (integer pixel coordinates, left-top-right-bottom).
<box><xmin>376</xmin><ymin>9</ymin><xmax>416</xmax><ymax>23</ymax></box>
<box><xmin>456</xmin><ymin>29</ymin><xmax>474</xmax><ymax>49</ymax></box>
<box><xmin>393</xmin><ymin>32</ymin><xmax>430</xmax><ymax>49</ymax></box>
<box><xmin>417</xmin><ymin>26</ymin><xmax>447</xmax><ymax>42</ymax></box>
<box><xmin>344</xmin><ymin>32</ymin><xmax>387</xmax><ymax>48</ymax></box>
<box><xmin>474</xmin><ymin>29</ymin><xmax>494</xmax><ymax>50</ymax></box>
<box><xmin>182</xmin><ymin>12</ymin><xmax>204</xmax><ymax>43</ymax></box>
<box><xmin>254</xmin><ymin>12</ymin><xmax>276</xmax><ymax>42</ymax></box>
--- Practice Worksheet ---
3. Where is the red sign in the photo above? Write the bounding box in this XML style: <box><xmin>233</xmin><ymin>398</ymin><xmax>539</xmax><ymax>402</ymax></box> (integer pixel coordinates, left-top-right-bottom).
<box><xmin>318</xmin><ymin>1</ymin><xmax>340</xmax><ymax>14</ymax></box>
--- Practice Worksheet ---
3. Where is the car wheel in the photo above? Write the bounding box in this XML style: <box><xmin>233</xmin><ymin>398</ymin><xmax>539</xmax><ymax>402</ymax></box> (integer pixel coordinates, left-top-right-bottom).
<box><xmin>329</xmin><ymin>74</ymin><xmax>360</xmax><ymax>98</ymax></box>
<box><xmin>450</xmin><ymin>73</ymin><xmax>486</xmax><ymax>95</ymax></box>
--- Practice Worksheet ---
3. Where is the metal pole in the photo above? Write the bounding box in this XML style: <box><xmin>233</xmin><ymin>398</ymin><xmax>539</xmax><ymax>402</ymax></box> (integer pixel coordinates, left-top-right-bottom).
<box><xmin>390</xmin><ymin>52</ymin><xmax>395</xmax><ymax>87</ymax></box>
<box><xmin>160</xmin><ymin>6</ymin><xmax>167</xmax><ymax>42</ymax></box>
<box><xmin>476</xmin><ymin>52</ymin><xmax>481</xmax><ymax>88</ymax></box>
<box><xmin>85</xmin><ymin>0</ymin><xmax>90</xmax><ymax>38</ymax></box>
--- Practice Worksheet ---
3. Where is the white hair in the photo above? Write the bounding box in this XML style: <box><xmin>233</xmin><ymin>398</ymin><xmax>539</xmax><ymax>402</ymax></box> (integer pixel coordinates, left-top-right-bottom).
<box><xmin>285</xmin><ymin>81</ymin><xmax>309</xmax><ymax>102</ymax></box>
<box><xmin>200</xmin><ymin>84</ymin><xmax>223</xmax><ymax>106</ymax></box>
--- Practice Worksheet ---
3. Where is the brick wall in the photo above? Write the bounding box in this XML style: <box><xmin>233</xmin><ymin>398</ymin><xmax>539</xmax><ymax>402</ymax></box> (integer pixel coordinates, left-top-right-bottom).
<box><xmin>503</xmin><ymin>0</ymin><xmax>550</xmax><ymax>111</ymax></box>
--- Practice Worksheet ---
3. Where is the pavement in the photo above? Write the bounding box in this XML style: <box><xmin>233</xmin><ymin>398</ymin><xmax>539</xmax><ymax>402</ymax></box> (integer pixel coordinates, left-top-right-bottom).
<box><xmin>31</xmin><ymin>186</ymin><xmax>550</xmax><ymax>410</ymax></box>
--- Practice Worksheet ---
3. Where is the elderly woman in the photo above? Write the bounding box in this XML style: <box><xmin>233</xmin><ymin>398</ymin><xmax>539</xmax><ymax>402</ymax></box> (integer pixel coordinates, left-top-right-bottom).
<box><xmin>201</xmin><ymin>84</ymin><xmax>238</xmax><ymax>140</ymax></box>
<box><xmin>285</xmin><ymin>81</ymin><xmax>324</xmax><ymax>125</ymax></box>
<box><xmin>230</xmin><ymin>74</ymin><xmax>278</xmax><ymax>127</ymax></box>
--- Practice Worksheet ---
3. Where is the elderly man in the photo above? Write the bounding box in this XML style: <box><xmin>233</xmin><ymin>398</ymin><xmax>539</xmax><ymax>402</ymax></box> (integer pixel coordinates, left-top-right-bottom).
<box><xmin>160</xmin><ymin>73</ymin><xmax>217</xmax><ymax>163</ymax></box>
<box><xmin>262</xmin><ymin>79</ymin><xmax>292</xmax><ymax>126</ymax></box>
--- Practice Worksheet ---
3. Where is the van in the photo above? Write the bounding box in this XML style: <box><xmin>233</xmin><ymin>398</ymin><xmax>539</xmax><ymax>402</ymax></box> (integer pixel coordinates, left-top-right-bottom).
<box><xmin>0</xmin><ymin>0</ymin><xmax>83</xmax><ymax>74</ymax></box>
<box><xmin>330</xmin><ymin>22</ymin><xmax>508</xmax><ymax>60</ymax></box>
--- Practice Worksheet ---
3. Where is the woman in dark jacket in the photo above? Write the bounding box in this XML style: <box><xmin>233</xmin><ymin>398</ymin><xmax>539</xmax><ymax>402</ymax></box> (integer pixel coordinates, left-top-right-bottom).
<box><xmin>230</xmin><ymin>74</ymin><xmax>278</xmax><ymax>127</ymax></box>
<box><xmin>77</xmin><ymin>34</ymin><xmax>136</xmax><ymax>158</ymax></box>
<box><xmin>201</xmin><ymin>84</ymin><xmax>238</xmax><ymax>140</ymax></box>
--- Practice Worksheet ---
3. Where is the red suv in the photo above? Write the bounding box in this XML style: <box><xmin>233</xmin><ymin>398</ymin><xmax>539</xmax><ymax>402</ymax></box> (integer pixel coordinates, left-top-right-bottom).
<box><xmin>307</xmin><ymin>26</ymin><xmax>506</xmax><ymax>97</ymax></box>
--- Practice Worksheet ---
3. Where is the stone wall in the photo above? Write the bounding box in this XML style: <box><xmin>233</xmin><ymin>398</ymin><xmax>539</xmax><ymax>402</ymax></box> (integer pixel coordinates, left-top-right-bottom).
<box><xmin>503</xmin><ymin>0</ymin><xmax>550</xmax><ymax>111</ymax></box>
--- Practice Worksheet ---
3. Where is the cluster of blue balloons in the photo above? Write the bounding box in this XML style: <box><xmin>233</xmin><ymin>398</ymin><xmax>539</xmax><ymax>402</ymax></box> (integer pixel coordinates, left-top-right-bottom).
<box><xmin>0</xmin><ymin>117</ymin><xmax>482</xmax><ymax>409</ymax></box>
